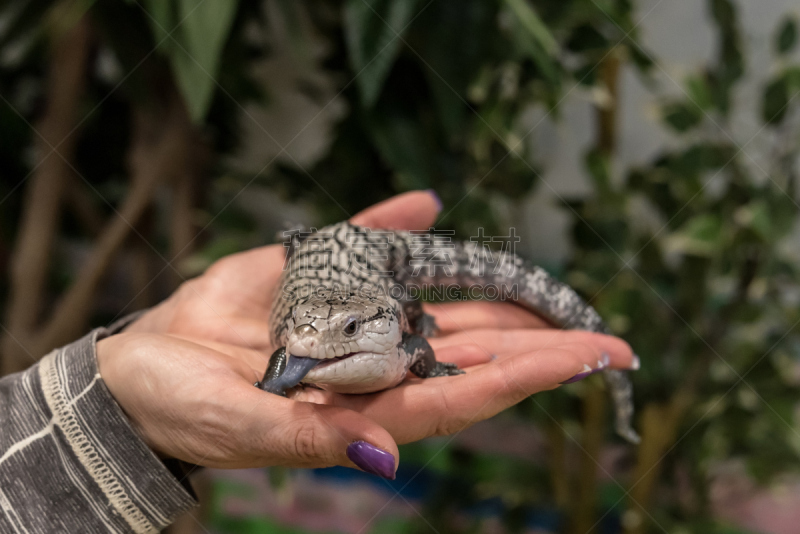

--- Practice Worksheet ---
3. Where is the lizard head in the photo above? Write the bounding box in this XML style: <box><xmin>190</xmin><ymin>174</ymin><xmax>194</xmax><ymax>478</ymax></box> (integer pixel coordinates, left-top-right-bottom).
<box><xmin>280</xmin><ymin>292</ymin><xmax>409</xmax><ymax>393</ymax></box>
<box><xmin>287</xmin><ymin>293</ymin><xmax>402</xmax><ymax>358</ymax></box>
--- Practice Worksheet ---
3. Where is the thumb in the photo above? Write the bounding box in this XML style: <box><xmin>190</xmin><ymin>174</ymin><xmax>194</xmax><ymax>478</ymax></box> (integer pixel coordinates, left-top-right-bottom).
<box><xmin>350</xmin><ymin>190</ymin><xmax>442</xmax><ymax>231</ymax></box>
<box><xmin>249</xmin><ymin>391</ymin><xmax>400</xmax><ymax>479</ymax></box>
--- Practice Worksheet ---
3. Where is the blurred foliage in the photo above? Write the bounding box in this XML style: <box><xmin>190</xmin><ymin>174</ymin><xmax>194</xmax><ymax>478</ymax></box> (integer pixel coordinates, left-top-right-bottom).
<box><xmin>2</xmin><ymin>0</ymin><xmax>800</xmax><ymax>533</ymax></box>
<box><xmin>269</xmin><ymin>0</ymin><xmax>655</xmax><ymax>234</ymax></box>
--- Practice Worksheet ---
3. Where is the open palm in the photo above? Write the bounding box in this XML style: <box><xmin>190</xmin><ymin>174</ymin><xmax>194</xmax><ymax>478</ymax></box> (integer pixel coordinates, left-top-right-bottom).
<box><xmin>110</xmin><ymin>191</ymin><xmax>634</xmax><ymax>475</ymax></box>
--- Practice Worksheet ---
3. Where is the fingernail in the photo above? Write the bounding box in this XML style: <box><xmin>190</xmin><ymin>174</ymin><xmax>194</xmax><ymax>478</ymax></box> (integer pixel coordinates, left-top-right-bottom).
<box><xmin>426</xmin><ymin>189</ymin><xmax>443</xmax><ymax>212</ymax></box>
<box><xmin>630</xmin><ymin>354</ymin><xmax>641</xmax><ymax>371</ymax></box>
<box><xmin>601</xmin><ymin>353</ymin><xmax>610</xmax><ymax>368</ymax></box>
<box><xmin>346</xmin><ymin>441</ymin><xmax>396</xmax><ymax>480</ymax></box>
<box><xmin>560</xmin><ymin>364</ymin><xmax>593</xmax><ymax>384</ymax></box>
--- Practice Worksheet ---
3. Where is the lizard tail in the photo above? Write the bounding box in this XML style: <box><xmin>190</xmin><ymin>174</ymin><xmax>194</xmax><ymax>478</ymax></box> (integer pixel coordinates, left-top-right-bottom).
<box><xmin>393</xmin><ymin>234</ymin><xmax>641</xmax><ymax>444</ymax></box>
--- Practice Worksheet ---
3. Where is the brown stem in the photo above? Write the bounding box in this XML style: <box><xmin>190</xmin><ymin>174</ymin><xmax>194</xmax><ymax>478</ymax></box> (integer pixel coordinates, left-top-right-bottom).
<box><xmin>65</xmin><ymin>175</ymin><xmax>106</xmax><ymax>237</ymax></box>
<box><xmin>129</xmin><ymin>206</ymin><xmax>157</xmax><ymax>311</ymax></box>
<box><xmin>1</xmin><ymin>15</ymin><xmax>91</xmax><ymax>373</ymax></box>
<box><xmin>567</xmin><ymin>47</ymin><xmax>623</xmax><ymax>533</ymax></box>
<box><xmin>571</xmin><ymin>383</ymin><xmax>608</xmax><ymax>534</ymax></box>
<box><xmin>596</xmin><ymin>48</ymin><xmax>621</xmax><ymax>156</ymax></box>
<box><xmin>548</xmin><ymin>419</ymin><xmax>571</xmax><ymax>510</ymax></box>
<box><xmin>168</xmin><ymin>133</ymin><xmax>208</xmax><ymax>290</ymax></box>
<box><xmin>35</xmin><ymin>99</ymin><xmax>193</xmax><ymax>356</ymax></box>
<box><xmin>624</xmin><ymin>393</ymin><xmax>694</xmax><ymax>534</ymax></box>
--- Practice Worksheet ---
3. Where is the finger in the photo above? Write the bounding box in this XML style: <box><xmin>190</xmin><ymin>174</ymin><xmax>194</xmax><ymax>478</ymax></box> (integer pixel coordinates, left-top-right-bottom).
<box><xmin>201</xmin><ymin>244</ymin><xmax>286</xmax><ymax>296</ymax></box>
<box><xmin>433</xmin><ymin>329</ymin><xmax>635</xmax><ymax>369</ymax></box>
<box><xmin>424</xmin><ymin>301</ymin><xmax>550</xmax><ymax>333</ymax></box>
<box><xmin>331</xmin><ymin>343</ymin><xmax>612</xmax><ymax>444</ymax></box>
<box><xmin>350</xmin><ymin>190</ymin><xmax>441</xmax><ymax>230</ymax></box>
<box><xmin>235</xmin><ymin>386</ymin><xmax>400</xmax><ymax>478</ymax></box>
<box><xmin>424</xmin><ymin>343</ymin><xmax>494</xmax><ymax>368</ymax></box>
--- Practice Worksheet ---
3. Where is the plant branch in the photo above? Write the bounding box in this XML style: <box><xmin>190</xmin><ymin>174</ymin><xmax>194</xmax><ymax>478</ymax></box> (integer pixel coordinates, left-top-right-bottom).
<box><xmin>570</xmin><ymin>48</ymin><xmax>623</xmax><ymax>534</ymax></box>
<box><xmin>65</xmin><ymin>175</ymin><xmax>106</xmax><ymax>237</ymax></box>
<box><xmin>548</xmin><ymin>419</ymin><xmax>571</xmax><ymax>510</ymax></box>
<box><xmin>571</xmin><ymin>384</ymin><xmax>608</xmax><ymax>534</ymax></box>
<box><xmin>596</xmin><ymin>48</ymin><xmax>621</xmax><ymax>156</ymax></box>
<box><xmin>1</xmin><ymin>14</ymin><xmax>91</xmax><ymax>374</ymax></box>
<box><xmin>36</xmin><ymin>99</ymin><xmax>193</xmax><ymax>356</ymax></box>
<box><xmin>168</xmin><ymin>133</ymin><xmax>208</xmax><ymax>290</ymax></box>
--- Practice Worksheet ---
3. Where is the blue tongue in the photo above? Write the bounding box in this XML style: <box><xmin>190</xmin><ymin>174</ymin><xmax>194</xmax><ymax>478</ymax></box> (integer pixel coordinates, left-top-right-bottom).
<box><xmin>259</xmin><ymin>356</ymin><xmax>320</xmax><ymax>396</ymax></box>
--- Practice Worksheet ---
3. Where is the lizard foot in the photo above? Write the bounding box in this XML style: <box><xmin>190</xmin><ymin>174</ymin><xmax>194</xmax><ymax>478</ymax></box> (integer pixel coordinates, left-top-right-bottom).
<box><xmin>414</xmin><ymin>313</ymin><xmax>440</xmax><ymax>338</ymax></box>
<box><xmin>422</xmin><ymin>361</ymin><xmax>465</xmax><ymax>378</ymax></box>
<box><xmin>405</xmin><ymin>333</ymin><xmax>464</xmax><ymax>378</ymax></box>
<box><xmin>403</xmin><ymin>300</ymin><xmax>440</xmax><ymax>337</ymax></box>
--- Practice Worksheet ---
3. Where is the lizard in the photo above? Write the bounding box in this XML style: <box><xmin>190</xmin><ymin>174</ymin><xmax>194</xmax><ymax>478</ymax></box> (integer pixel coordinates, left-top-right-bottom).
<box><xmin>256</xmin><ymin>221</ymin><xmax>640</xmax><ymax>444</ymax></box>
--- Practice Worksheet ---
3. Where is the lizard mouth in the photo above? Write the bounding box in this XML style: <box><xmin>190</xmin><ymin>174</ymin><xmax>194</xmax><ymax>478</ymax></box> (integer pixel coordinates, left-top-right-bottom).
<box><xmin>315</xmin><ymin>351</ymin><xmax>364</xmax><ymax>368</ymax></box>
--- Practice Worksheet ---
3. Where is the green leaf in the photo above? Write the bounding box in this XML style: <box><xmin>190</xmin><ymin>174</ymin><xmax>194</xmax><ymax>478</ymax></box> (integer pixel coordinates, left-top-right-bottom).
<box><xmin>662</xmin><ymin>101</ymin><xmax>702</xmax><ymax>132</ymax></box>
<box><xmin>736</xmin><ymin>200</ymin><xmax>772</xmax><ymax>241</ymax></box>
<box><xmin>502</xmin><ymin>0</ymin><xmax>557</xmax><ymax>54</ymax></box>
<box><xmin>367</xmin><ymin>110</ymin><xmax>433</xmax><ymax>189</ymax></box>
<box><xmin>667</xmin><ymin>214</ymin><xmax>724</xmax><ymax>257</ymax></box>
<box><xmin>776</xmin><ymin>16</ymin><xmax>797</xmax><ymax>55</ymax></box>
<box><xmin>565</xmin><ymin>23</ymin><xmax>607</xmax><ymax>52</ymax></box>
<box><xmin>417</xmin><ymin>0</ymin><xmax>495</xmax><ymax>140</ymax></box>
<box><xmin>0</xmin><ymin>0</ymin><xmax>51</xmax><ymax>50</ymax></box>
<box><xmin>344</xmin><ymin>0</ymin><xmax>420</xmax><ymax>107</ymax></box>
<box><xmin>627</xmin><ymin>39</ymin><xmax>655</xmax><ymax>72</ymax></box>
<box><xmin>686</xmin><ymin>75</ymin><xmax>713</xmax><ymax>110</ymax></box>
<box><xmin>585</xmin><ymin>148</ymin><xmax>611</xmax><ymax>192</ymax></box>
<box><xmin>762</xmin><ymin>75</ymin><xmax>789</xmax><ymax>125</ymax></box>
<box><xmin>708</xmin><ymin>0</ymin><xmax>744</xmax><ymax>114</ymax></box>
<box><xmin>502</xmin><ymin>0</ymin><xmax>560</xmax><ymax>86</ymax></box>
<box><xmin>163</xmin><ymin>0</ymin><xmax>240</xmax><ymax>122</ymax></box>
<box><xmin>143</xmin><ymin>0</ymin><xmax>175</xmax><ymax>44</ymax></box>
<box><xmin>787</xmin><ymin>66</ymin><xmax>800</xmax><ymax>90</ymax></box>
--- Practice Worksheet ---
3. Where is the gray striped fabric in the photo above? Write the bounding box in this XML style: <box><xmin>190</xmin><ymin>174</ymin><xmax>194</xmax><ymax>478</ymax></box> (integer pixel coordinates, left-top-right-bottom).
<box><xmin>0</xmin><ymin>324</ymin><xmax>196</xmax><ymax>533</ymax></box>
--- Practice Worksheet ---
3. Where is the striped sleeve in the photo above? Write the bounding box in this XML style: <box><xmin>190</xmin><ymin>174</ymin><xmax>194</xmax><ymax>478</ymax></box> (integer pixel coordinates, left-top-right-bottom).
<box><xmin>0</xmin><ymin>325</ymin><xmax>197</xmax><ymax>533</ymax></box>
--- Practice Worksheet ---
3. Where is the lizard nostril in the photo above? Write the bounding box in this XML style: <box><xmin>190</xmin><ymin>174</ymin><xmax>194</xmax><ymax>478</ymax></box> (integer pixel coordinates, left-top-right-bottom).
<box><xmin>294</xmin><ymin>324</ymin><xmax>318</xmax><ymax>337</ymax></box>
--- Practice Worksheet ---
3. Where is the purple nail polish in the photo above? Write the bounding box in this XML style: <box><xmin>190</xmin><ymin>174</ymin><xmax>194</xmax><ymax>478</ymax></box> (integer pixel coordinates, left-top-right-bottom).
<box><xmin>426</xmin><ymin>189</ymin><xmax>443</xmax><ymax>212</ymax></box>
<box><xmin>561</xmin><ymin>363</ymin><xmax>595</xmax><ymax>384</ymax></box>
<box><xmin>346</xmin><ymin>441</ymin><xmax>396</xmax><ymax>480</ymax></box>
<box><xmin>490</xmin><ymin>354</ymin><xmax>498</xmax><ymax>361</ymax></box>
<box><xmin>560</xmin><ymin>370</ymin><xmax>593</xmax><ymax>384</ymax></box>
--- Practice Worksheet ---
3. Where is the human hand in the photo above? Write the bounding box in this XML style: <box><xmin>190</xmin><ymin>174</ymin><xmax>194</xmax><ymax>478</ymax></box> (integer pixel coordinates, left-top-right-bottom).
<box><xmin>96</xmin><ymin>328</ymin><xmax>634</xmax><ymax>478</ymax></box>
<box><xmin>95</xmin><ymin>332</ymin><xmax>399</xmax><ymax>471</ymax></box>
<box><xmin>118</xmin><ymin>190</ymin><xmax>636</xmax><ymax>478</ymax></box>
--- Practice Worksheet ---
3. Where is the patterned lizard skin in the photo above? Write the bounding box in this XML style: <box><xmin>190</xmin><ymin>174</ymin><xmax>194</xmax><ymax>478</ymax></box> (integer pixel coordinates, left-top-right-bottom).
<box><xmin>262</xmin><ymin>221</ymin><xmax>639</xmax><ymax>444</ymax></box>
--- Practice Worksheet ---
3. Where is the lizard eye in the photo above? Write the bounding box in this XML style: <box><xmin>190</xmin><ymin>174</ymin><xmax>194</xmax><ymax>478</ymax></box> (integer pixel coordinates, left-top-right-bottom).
<box><xmin>343</xmin><ymin>318</ymin><xmax>359</xmax><ymax>336</ymax></box>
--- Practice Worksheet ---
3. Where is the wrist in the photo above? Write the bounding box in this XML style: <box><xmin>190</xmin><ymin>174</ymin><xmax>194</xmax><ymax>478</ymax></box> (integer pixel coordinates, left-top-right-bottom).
<box><xmin>95</xmin><ymin>335</ymin><xmax>171</xmax><ymax>460</ymax></box>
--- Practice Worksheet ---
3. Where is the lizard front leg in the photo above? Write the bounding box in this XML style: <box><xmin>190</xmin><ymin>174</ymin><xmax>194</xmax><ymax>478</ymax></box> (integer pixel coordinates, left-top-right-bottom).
<box><xmin>402</xmin><ymin>300</ymin><xmax>439</xmax><ymax>338</ymax></box>
<box><xmin>402</xmin><ymin>333</ymin><xmax>463</xmax><ymax>378</ymax></box>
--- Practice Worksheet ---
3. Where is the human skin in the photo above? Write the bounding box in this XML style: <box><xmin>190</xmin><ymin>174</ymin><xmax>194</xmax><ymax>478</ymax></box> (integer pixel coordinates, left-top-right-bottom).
<box><xmin>96</xmin><ymin>191</ymin><xmax>635</xmax><ymax>475</ymax></box>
